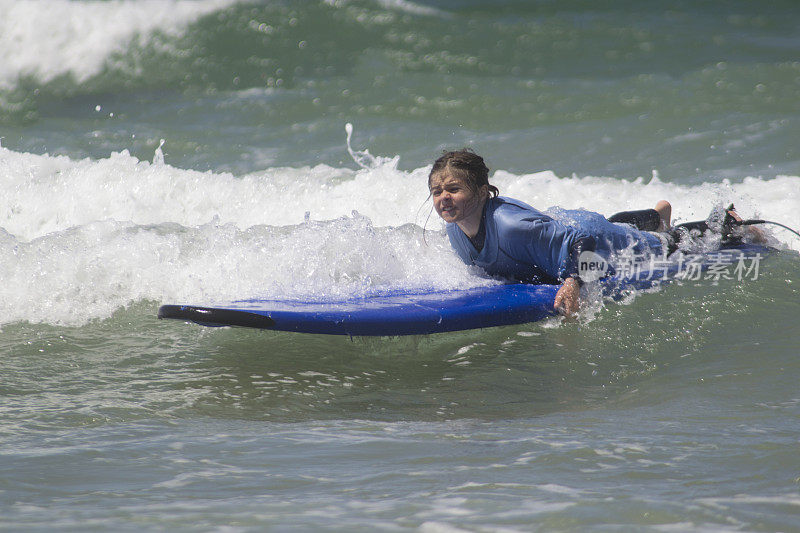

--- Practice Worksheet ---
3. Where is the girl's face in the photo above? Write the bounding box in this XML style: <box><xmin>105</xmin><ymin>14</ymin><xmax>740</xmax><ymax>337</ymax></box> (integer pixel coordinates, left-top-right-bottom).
<box><xmin>429</xmin><ymin>171</ymin><xmax>487</xmax><ymax>225</ymax></box>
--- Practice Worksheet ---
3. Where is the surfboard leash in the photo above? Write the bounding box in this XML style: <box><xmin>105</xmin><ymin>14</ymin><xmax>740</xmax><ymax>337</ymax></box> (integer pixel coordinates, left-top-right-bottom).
<box><xmin>732</xmin><ymin>219</ymin><xmax>800</xmax><ymax>240</ymax></box>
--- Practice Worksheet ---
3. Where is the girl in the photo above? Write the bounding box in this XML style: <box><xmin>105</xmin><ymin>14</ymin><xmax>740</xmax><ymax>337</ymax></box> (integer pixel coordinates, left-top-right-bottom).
<box><xmin>428</xmin><ymin>149</ymin><xmax>672</xmax><ymax>316</ymax></box>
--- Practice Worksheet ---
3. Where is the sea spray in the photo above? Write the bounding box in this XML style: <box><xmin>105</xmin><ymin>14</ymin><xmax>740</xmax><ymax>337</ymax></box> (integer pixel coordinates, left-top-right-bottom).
<box><xmin>0</xmin><ymin>210</ymin><xmax>481</xmax><ymax>327</ymax></box>
<box><xmin>1</xmin><ymin>143</ymin><xmax>797</xmax><ymax>326</ymax></box>
<box><xmin>3</xmin><ymin>146</ymin><xmax>798</xmax><ymax>245</ymax></box>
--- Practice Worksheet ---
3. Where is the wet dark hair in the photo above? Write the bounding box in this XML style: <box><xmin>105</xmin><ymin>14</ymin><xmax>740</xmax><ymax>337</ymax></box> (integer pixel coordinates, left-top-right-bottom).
<box><xmin>428</xmin><ymin>148</ymin><xmax>499</xmax><ymax>198</ymax></box>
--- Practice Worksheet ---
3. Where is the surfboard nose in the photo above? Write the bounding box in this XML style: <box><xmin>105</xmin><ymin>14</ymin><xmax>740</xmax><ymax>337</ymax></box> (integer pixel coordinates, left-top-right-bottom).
<box><xmin>158</xmin><ymin>305</ymin><xmax>276</xmax><ymax>329</ymax></box>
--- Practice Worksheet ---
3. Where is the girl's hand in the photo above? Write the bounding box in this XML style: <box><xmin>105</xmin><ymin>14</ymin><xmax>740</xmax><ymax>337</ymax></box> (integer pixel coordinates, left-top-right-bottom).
<box><xmin>554</xmin><ymin>277</ymin><xmax>581</xmax><ymax>317</ymax></box>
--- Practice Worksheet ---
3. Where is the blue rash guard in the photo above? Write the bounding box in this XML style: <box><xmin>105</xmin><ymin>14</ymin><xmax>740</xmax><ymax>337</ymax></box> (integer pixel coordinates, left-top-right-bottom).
<box><xmin>445</xmin><ymin>197</ymin><xmax>664</xmax><ymax>284</ymax></box>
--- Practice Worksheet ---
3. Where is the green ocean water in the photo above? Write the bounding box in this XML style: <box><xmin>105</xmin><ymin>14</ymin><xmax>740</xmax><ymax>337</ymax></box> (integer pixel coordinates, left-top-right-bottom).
<box><xmin>1</xmin><ymin>1</ymin><xmax>799</xmax><ymax>530</ymax></box>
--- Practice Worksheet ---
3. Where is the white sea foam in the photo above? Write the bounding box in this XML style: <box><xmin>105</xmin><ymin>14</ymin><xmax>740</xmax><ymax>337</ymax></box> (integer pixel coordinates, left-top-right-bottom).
<box><xmin>0</xmin><ymin>146</ymin><xmax>435</xmax><ymax>241</ymax></box>
<box><xmin>0</xmin><ymin>145</ymin><xmax>798</xmax><ymax>326</ymax></box>
<box><xmin>3</xmin><ymin>146</ymin><xmax>798</xmax><ymax>246</ymax></box>
<box><xmin>0</xmin><ymin>211</ymin><xmax>478</xmax><ymax>326</ymax></box>
<box><xmin>0</xmin><ymin>0</ymin><xmax>238</xmax><ymax>90</ymax></box>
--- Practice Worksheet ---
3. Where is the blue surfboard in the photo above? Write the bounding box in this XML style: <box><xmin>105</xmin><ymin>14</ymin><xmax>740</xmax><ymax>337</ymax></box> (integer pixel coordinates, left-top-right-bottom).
<box><xmin>157</xmin><ymin>244</ymin><xmax>771</xmax><ymax>336</ymax></box>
